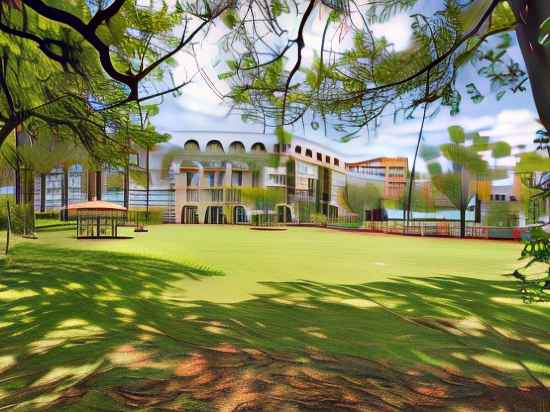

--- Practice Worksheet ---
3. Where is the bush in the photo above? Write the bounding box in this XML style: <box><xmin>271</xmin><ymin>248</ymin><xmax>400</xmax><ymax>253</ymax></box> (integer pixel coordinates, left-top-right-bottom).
<box><xmin>514</xmin><ymin>227</ymin><xmax>550</xmax><ymax>303</ymax></box>
<box><xmin>0</xmin><ymin>202</ymin><xmax>35</xmax><ymax>234</ymax></box>
<box><xmin>128</xmin><ymin>207</ymin><xmax>164</xmax><ymax>225</ymax></box>
<box><xmin>310</xmin><ymin>213</ymin><xmax>327</xmax><ymax>226</ymax></box>
<box><xmin>35</xmin><ymin>211</ymin><xmax>61</xmax><ymax>220</ymax></box>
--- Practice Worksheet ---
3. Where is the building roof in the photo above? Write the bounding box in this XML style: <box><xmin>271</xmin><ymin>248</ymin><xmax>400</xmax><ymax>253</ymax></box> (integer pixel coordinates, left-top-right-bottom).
<box><xmin>67</xmin><ymin>200</ymin><xmax>127</xmax><ymax>211</ymax></box>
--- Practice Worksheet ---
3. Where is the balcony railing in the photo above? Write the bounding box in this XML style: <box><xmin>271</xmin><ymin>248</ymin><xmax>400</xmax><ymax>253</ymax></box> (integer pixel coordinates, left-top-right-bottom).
<box><xmin>186</xmin><ymin>189</ymin><xmax>199</xmax><ymax>202</ymax></box>
<box><xmin>225</xmin><ymin>188</ymin><xmax>242</xmax><ymax>203</ymax></box>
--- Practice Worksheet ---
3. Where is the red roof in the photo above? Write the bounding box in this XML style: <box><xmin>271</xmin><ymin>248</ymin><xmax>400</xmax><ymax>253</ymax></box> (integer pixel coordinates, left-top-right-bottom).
<box><xmin>67</xmin><ymin>201</ymin><xmax>127</xmax><ymax>211</ymax></box>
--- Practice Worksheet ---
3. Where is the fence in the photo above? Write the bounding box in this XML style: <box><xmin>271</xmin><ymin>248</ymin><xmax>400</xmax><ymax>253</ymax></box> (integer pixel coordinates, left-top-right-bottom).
<box><xmin>356</xmin><ymin>220</ymin><xmax>532</xmax><ymax>240</ymax></box>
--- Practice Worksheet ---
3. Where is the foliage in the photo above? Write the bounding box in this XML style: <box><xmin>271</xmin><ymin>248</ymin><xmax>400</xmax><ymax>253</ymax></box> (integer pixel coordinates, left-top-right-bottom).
<box><xmin>241</xmin><ymin>187</ymin><xmax>284</xmax><ymax>211</ymax></box>
<box><xmin>128</xmin><ymin>207</ymin><xmax>164</xmax><ymax>225</ymax></box>
<box><xmin>0</xmin><ymin>0</ymin><xmax>226</xmax><ymax>104</ymax></box>
<box><xmin>0</xmin><ymin>198</ymin><xmax>33</xmax><ymax>234</ymax></box>
<box><xmin>310</xmin><ymin>213</ymin><xmax>327</xmax><ymax>225</ymax></box>
<box><xmin>344</xmin><ymin>182</ymin><xmax>383</xmax><ymax>215</ymax></box>
<box><xmin>484</xmin><ymin>201</ymin><xmax>518</xmax><ymax>227</ymax></box>
<box><xmin>513</xmin><ymin>228</ymin><xmax>550</xmax><ymax>303</ymax></box>
<box><xmin>222</xmin><ymin>0</ymin><xmax>546</xmax><ymax>136</ymax></box>
<box><xmin>422</xmin><ymin>125</ymin><xmax>508</xmax><ymax>236</ymax></box>
<box><xmin>397</xmin><ymin>183</ymin><xmax>436</xmax><ymax>213</ymax></box>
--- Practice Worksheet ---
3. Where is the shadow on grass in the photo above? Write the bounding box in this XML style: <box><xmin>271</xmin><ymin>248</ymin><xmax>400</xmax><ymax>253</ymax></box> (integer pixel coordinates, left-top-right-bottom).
<box><xmin>0</xmin><ymin>243</ymin><xmax>549</xmax><ymax>411</ymax></box>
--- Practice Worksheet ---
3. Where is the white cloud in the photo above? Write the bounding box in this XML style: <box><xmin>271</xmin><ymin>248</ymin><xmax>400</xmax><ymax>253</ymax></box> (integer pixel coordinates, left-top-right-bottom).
<box><xmin>370</xmin><ymin>14</ymin><xmax>413</xmax><ymax>52</ymax></box>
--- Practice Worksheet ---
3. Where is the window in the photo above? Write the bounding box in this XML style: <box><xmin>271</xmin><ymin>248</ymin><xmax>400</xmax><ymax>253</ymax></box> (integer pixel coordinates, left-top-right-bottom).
<box><xmin>232</xmin><ymin>171</ymin><xmax>243</xmax><ymax>186</ymax></box>
<box><xmin>206</xmin><ymin>172</ymin><xmax>215</xmax><ymax>187</ymax></box>
<box><xmin>216</xmin><ymin>172</ymin><xmax>225</xmax><ymax>186</ymax></box>
<box><xmin>295</xmin><ymin>145</ymin><xmax>302</xmax><ymax>154</ymax></box>
<box><xmin>316</xmin><ymin>152</ymin><xmax>322</xmax><ymax>161</ymax></box>
<box><xmin>325</xmin><ymin>155</ymin><xmax>331</xmax><ymax>164</ymax></box>
<box><xmin>252</xmin><ymin>171</ymin><xmax>260</xmax><ymax>187</ymax></box>
<box><xmin>305</xmin><ymin>149</ymin><xmax>313</xmax><ymax>158</ymax></box>
<box><xmin>206</xmin><ymin>140</ymin><xmax>224</xmax><ymax>153</ymax></box>
<box><xmin>334</xmin><ymin>158</ymin><xmax>340</xmax><ymax>167</ymax></box>
<box><xmin>510</xmin><ymin>195</ymin><xmax>517</xmax><ymax>202</ymax></box>
<box><xmin>269</xmin><ymin>174</ymin><xmax>286</xmax><ymax>185</ymax></box>
<box><xmin>307</xmin><ymin>178</ymin><xmax>316</xmax><ymax>196</ymax></box>
<box><xmin>229</xmin><ymin>141</ymin><xmax>245</xmax><ymax>153</ymax></box>
<box><xmin>186</xmin><ymin>172</ymin><xmax>199</xmax><ymax>186</ymax></box>
<box><xmin>251</xmin><ymin>142</ymin><xmax>266</xmax><ymax>152</ymax></box>
<box><xmin>129</xmin><ymin>153</ymin><xmax>139</xmax><ymax>166</ymax></box>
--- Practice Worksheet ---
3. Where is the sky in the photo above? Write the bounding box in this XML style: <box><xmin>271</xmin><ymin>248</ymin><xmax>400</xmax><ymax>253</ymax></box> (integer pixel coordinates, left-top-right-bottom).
<box><xmin>150</xmin><ymin>3</ymin><xmax>541</xmax><ymax>176</ymax></box>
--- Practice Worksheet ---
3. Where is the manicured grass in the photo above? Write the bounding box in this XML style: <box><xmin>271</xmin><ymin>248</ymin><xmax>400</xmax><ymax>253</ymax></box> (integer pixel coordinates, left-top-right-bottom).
<box><xmin>0</xmin><ymin>225</ymin><xmax>549</xmax><ymax>410</ymax></box>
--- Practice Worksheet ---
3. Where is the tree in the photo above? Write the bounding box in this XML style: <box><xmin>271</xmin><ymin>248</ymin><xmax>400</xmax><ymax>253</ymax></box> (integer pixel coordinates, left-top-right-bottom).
<box><xmin>223</xmin><ymin>1</ymin><xmax>550</xmax><ymax>143</ymax></box>
<box><xmin>241</xmin><ymin>187</ymin><xmax>285</xmax><ymax>225</ymax></box>
<box><xmin>344</xmin><ymin>182</ymin><xmax>383</xmax><ymax>217</ymax></box>
<box><xmin>0</xmin><ymin>0</ymin><xmax>230</xmax><ymax>106</ymax></box>
<box><xmin>421</xmin><ymin>125</ymin><xmax>508</xmax><ymax>237</ymax></box>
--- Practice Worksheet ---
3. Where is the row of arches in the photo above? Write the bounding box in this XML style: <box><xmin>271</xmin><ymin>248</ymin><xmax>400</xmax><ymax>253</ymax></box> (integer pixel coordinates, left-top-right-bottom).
<box><xmin>183</xmin><ymin>139</ymin><xmax>267</xmax><ymax>153</ymax></box>
<box><xmin>181</xmin><ymin>205</ymin><xmax>249</xmax><ymax>224</ymax></box>
<box><xmin>181</xmin><ymin>205</ymin><xmax>293</xmax><ymax>224</ymax></box>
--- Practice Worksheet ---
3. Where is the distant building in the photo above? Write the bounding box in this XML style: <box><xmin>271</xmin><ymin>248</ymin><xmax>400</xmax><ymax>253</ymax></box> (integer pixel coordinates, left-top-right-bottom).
<box><xmin>345</xmin><ymin>157</ymin><xmax>409</xmax><ymax>200</ymax></box>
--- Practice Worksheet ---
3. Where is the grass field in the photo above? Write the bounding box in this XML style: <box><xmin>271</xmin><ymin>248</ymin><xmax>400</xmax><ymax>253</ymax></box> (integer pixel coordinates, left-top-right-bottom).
<box><xmin>1</xmin><ymin>225</ymin><xmax>549</xmax><ymax>411</ymax></box>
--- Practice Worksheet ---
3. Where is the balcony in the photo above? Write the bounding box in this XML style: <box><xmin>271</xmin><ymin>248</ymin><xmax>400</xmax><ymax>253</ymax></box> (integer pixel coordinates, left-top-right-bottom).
<box><xmin>186</xmin><ymin>189</ymin><xmax>199</xmax><ymax>202</ymax></box>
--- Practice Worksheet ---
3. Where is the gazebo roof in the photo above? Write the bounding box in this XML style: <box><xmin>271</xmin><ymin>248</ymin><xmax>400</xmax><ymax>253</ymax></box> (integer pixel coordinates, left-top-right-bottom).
<box><xmin>67</xmin><ymin>200</ymin><xmax>127</xmax><ymax>211</ymax></box>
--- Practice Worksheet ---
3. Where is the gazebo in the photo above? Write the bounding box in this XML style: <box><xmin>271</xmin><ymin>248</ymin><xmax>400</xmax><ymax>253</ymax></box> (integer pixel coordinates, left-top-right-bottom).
<box><xmin>67</xmin><ymin>201</ymin><xmax>128</xmax><ymax>239</ymax></box>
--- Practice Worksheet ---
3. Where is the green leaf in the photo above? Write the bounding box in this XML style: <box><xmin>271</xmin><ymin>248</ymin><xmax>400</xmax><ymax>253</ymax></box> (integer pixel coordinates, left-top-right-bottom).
<box><xmin>420</xmin><ymin>145</ymin><xmax>440</xmax><ymax>161</ymax></box>
<box><xmin>448</xmin><ymin>125</ymin><xmax>466</xmax><ymax>144</ymax></box>
<box><xmin>466</xmin><ymin>83</ymin><xmax>484</xmax><ymax>104</ymax></box>
<box><xmin>275</xmin><ymin>126</ymin><xmax>293</xmax><ymax>144</ymax></box>
<box><xmin>491</xmin><ymin>141</ymin><xmax>511</xmax><ymax>158</ymax></box>
<box><xmin>539</xmin><ymin>17</ymin><xmax>550</xmax><ymax>47</ymax></box>
<box><xmin>427</xmin><ymin>162</ymin><xmax>442</xmax><ymax>176</ymax></box>
<box><xmin>471</xmin><ymin>133</ymin><xmax>489</xmax><ymax>152</ymax></box>
<box><xmin>221</xmin><ymin>9</ymin><xmax>239</xmax><ymax>29</ymax></box>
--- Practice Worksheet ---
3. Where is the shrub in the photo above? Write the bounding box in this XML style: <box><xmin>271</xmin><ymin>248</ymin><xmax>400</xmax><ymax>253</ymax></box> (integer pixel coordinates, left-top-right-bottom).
<box><xmin>513</xmin><ymin>227</ymin><xmax>550</xmax><ymax>303</ymax></box>
<box><xmin>128</xmin><ymin>207</ymin><xmax>164</xmax><ymax>225</ymax></box>
<box><xmin>35</xmin><ymin>211</ymin><xmax>61</xmax><ymax>220</ymax></box>
<box><xmin>310</xmin><ymin>213</ymin><xmax>327</xmax><ymax>226</ymax></box>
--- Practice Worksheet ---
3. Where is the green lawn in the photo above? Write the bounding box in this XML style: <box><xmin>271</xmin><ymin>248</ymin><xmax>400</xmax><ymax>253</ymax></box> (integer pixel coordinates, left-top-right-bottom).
<box><xmin>1</xmin><ymin>225</ymin><xmax>549</xmax><ymax>410</ymax></box>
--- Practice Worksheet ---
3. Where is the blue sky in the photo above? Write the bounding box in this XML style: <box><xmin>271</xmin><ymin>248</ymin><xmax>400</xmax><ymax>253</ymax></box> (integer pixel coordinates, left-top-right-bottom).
<box><xmin>150</xmin><ymin>6</ymin><xmax>540</xmax><ymax>173</ymax></box>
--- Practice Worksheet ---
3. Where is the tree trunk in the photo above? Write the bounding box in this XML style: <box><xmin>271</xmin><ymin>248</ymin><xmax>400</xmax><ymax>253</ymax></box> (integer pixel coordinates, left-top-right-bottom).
<box><xmin>95</xmin><ymin>170</ymin><xmax>102</xmax><ymax>200</ymax></box>
<box><xmin>40</xmin><ymin>174</ymin><xmax>46</xmax><ymax>212</ymax></box>
<box><xmin>123</xmin><ymin>163</ymin><xmax>129</xmax><ymax>209</ymax></box>
<box><xmin>62</xmin><ymin>166</ymin><xmax>69</xmax><ymax>221</ymax></box>
<box><xmin>146</xmin><ymin>146</ymin><xmax>150</xmax><ymax>223</ymax></box>
<box><xmin>460</xmin><ymin>207</ymin><xmax>466</xmax><ymax>238</ymax></box>
<box><xmin>15</xmin><ymin>128</ymin><xmax>21</xmax><ymax>205</ymax></box>
<box><xmin>87</xmin><ymin>169</ymin><xmax>95</xmax><ymax>201</ymax></box>
<box><xmin>509</xmin><ymin>0</ymin><xmax>550</xmax><ymax>131</ymax></box>
<box><xmin>475</xmin><ymin>195</ymin><xmax>482</xmax><ymax>223</ymax></box>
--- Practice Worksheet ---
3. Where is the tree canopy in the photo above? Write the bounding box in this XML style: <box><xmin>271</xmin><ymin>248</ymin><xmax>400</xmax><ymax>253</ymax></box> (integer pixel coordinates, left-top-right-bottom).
<box><xmin>221</xmin><ymin>0</ymin><xmax>550</xmax><ymax>137</ymax></box>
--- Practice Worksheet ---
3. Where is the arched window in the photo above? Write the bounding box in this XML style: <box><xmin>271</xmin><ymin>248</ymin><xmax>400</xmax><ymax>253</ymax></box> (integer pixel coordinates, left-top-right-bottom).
<box><xmin>295</xmin><ymin>145</ymin><xmax>302</xmax><ymax>154</ymax></box>
<box><xmin>305</xmin><ymin>149</ymin><xmax>313</xmax><ymax>158</ymax></box>
<box><xmin>229</xmin><ymin>141</ymin><xmax>245</xmax><ymax>153</ymax></box>
<box><xmin>251</xmin><ymin>142</ymin><xmax>266</xmax><ymax>152</ymax></box>
<box><xmin>183</xmin><ymin>139</ymin><xmax>200</xmax><ymax>152</ymax></box>
<box><xmin>206</xmin><ymin>140</ymin><xmax>224</xmax><ymax>153</ymax></box>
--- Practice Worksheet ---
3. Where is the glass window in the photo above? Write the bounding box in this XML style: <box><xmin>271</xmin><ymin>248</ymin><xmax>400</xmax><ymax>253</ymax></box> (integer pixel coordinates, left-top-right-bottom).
<box><xmin>186</xmin><ymin>172</ymin><xmax>199</xmax><ymax>186</ymax></box>
<box><xmin>232</xmin><ymin>171</ymin><xmax>243</xmax><ymax>186</ymax></box>
<box><xmin>207</xmin><ymin>172</ymin><xmax>215</xmax><ymax>187</ymax></box>
<box><xmin>217</xmin><ymin>172</ymin><xmax>225</xmax><ymax>186</ymax></box>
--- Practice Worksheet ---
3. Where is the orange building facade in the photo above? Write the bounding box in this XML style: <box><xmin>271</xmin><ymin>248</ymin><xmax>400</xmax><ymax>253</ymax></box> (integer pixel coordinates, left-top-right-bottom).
<box><xmin>345</xmin><ymin>157</ymin><xmax>409</xmax><ymax>200</ymax></box>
